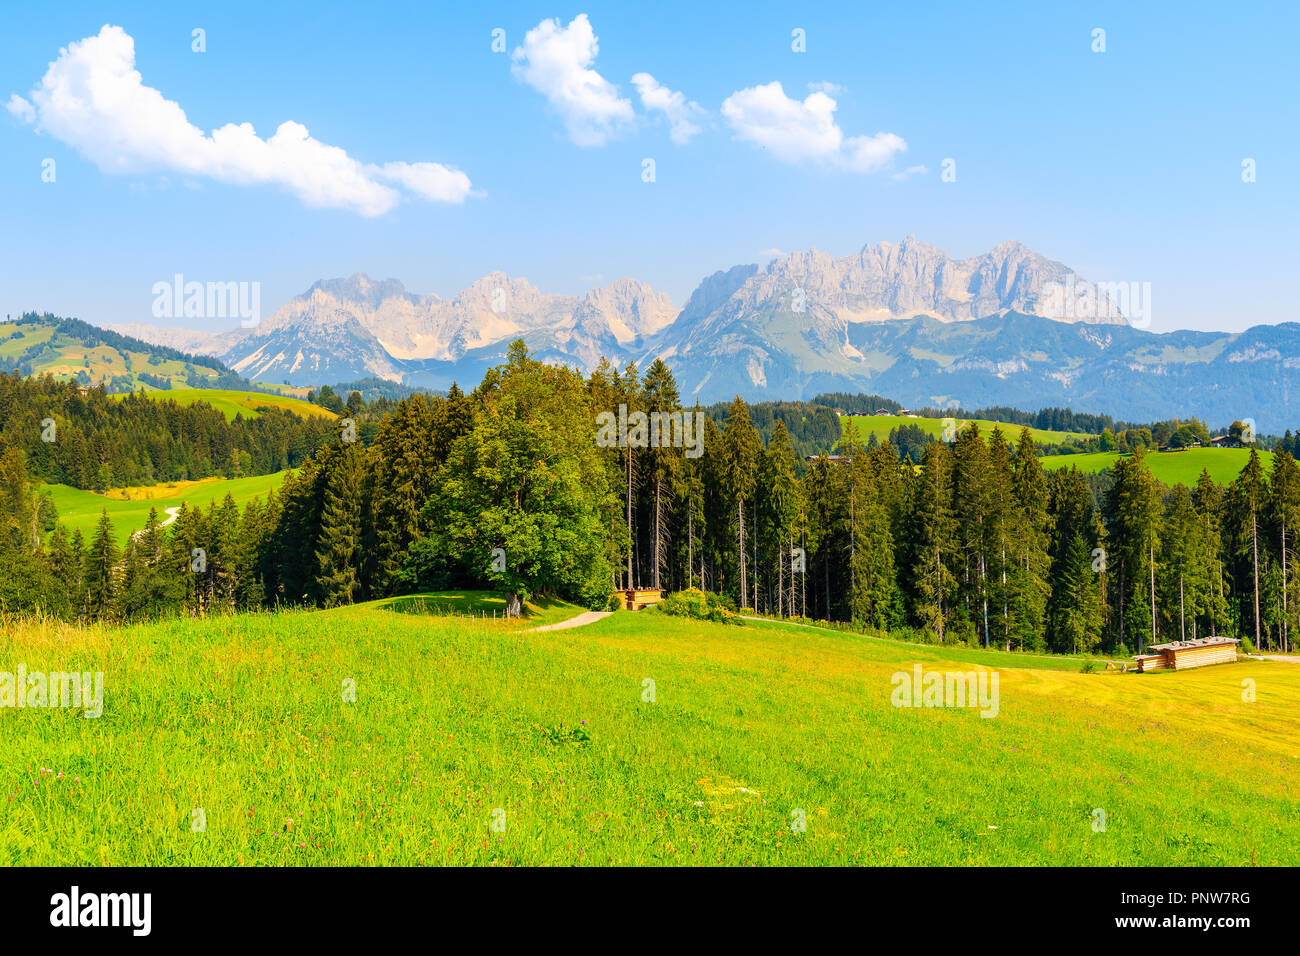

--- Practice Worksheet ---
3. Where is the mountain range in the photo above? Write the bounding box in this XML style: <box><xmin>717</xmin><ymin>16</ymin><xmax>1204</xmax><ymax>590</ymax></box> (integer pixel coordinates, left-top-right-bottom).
<box><xmin>110</xmin><ymin>237</ymin><xmax>1300</xmax><ymax>429</ymax></box>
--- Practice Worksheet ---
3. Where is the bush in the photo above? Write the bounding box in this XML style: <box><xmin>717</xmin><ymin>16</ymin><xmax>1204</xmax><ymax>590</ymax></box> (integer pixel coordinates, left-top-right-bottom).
<box><xmin>605</xmin><ymin>593</ymin><xmax>623</xmax><ymax>612</ymax></box>
<box><xmin>1079</xmin><ymin>659</ymin><xmax>1098</xmax><ymax>674</ymax></box>
<box><xmin>658</xmin><ymin>588</ymin><xmax>742</xmax><ymax>625</ymax></box>
<box><xmin>394</xmin><ymin>537</ymin><xmax>461</xmax><ymax>593</ymax></box>
<box><xmin>890</xmin><ymin>625</ymin><xmax>922</xmax><ymax>644</ymax></box>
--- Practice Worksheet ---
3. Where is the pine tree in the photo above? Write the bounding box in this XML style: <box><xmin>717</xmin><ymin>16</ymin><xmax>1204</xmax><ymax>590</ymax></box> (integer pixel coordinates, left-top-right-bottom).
<box><xmin>1105</xmin><ymin>449</ymin><xmax>1163</xmax><ymax>653</ymax></box>
<box><xmin>85</xmin><ymin>509</ymin><xmax>119</xmax><ymax>618</ymax></box>
<box><xmin>1160</xmin><ymin>484</ymin><xmax>1213</xmax><ymax>642</ymax></box>
<box><xmin>1007</xmin><ymin>428</ymin><xmax>1051</xmax><ymax>651</ymax></box>
<box><xmin>641</xmin><ymin>359</ymin><xmax>681</xmax><ymax>590</ymax></box>
<box><xmin>614</xmin><ymin>362</ymin><xmax>642</xmax><ymax>589</ymax></box>
<box><xmin>908</xmin><ymin>442</ymin><xmax>957</xmax><ymax>641</ymax></box>
<box><xmin>674</xmin><ymin>429</ymin><xmax>706</xmax><ymax>591</ymax></box>
<box><xmin>367</xmin><ymin>394</ymin><xmax>438</xmax><ymax>595</ymax></box>
<box><xmin>587</xmin><ymin>359</ymin><xmax>630</xmax><ymax>592</ymax></box>
<box><xmin>763</xmin><ymin>419</ymin><xmax>801</xmax><ymax>617</ymax></box>
<box><xmin>315</xmin><ymin>443</ymin><xmax>365</xmax><ymax>608</ymax></box>
<box><xmin>1192</xmin><ymin>469</ymin><xmax>1230</xmax><ymax>636</ymax></box>
<box><xmin>1269</xmin><ymin>451</ymin><xmax>1300</xmax><ymax>652</ymax></box>
<box><xmin>1228</xmin><ymin>449</ymin><xmax>1269</xmax><ymax>650</ymax></box>
<box><xmin>952</xmin><ymin>423</ymin><xmax>994</xmax><ymax>645</ymax></box>
<box><xmin>721</xmin><ymin>396</ymin><xmax>762</xmax><ymax>609</ymax></box>
<box><xmin>804</xmin><ymin>454</ymin><xmax>838</xmax><ymax>620</ymax></box>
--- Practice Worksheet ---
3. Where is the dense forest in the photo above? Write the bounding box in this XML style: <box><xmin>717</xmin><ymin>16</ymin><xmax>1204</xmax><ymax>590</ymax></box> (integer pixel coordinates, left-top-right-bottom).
<box><xmin>2</xmin><ymin>341</ymin><xmax>1296</xmax><ymax>658</ymax></box>
<box><xmin>0</xmin><ymin>373</ymin><xmax>337</xmax><ymax>488</ymax></box>
<box><xmin>703</xmin><ymin>398</ymin><xmax>840</xmax><ymax>459</ymax></box>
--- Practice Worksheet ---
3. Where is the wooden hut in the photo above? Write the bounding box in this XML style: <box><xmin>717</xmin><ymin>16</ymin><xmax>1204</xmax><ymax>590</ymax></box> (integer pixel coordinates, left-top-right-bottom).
<box><xmin>1134</xmin><ymin>637</ymin><xmax>1239</xmax><ymax>672</ymax></box>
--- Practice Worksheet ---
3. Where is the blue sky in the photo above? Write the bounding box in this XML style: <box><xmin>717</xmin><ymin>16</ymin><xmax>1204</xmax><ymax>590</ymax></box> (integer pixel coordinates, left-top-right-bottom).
<box><xmin>1</xmin><ymin>0</ymin><xmax>1296</xmax><ymax>334</ymax></box>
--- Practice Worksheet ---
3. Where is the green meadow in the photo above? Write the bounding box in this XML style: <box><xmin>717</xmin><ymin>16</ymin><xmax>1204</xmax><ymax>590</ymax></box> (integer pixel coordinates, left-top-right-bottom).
<box><xmin>1041</xmin><ymin>448</ymin><xmax>1271</xmax><ymax>486</ymax></box>
<box><xmin>41</xmin><ymin>471</ymin><xmax>292</xmax><ymax>544</ymax></box>
<box><xmin>108</xmin><ymin>388</ymin><xmax>336</xmax><ymax>422</ymax></box>
<box><xmin>840</xmin><ymin>413</ymin><xmax>1268</xmax><ymax>485</ymax></box>
<box><xmin>841</xmin><ymin>414</ymin><xmax>1090</xmax><ymax>447</ymax></box>
<box><xmin>2</xmin><ymin>595</ymin><xmax>1296</xmax><ymax>866</ymax></box>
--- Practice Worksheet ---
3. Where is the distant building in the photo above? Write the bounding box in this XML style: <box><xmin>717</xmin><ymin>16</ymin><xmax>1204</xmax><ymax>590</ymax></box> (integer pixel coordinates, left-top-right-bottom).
<box><xmin>1134</xmin><ymin>637</ymin><xmax>1239</xmax><ymax>672</ymax></box>
<box><xmin>804</xmin><ymin>454</ymin><xmax>852</xmax><ymax>465</ymax></box>
<box><xmin>1210</xmin><ymin>435</ymin><xmax>1241</xmax><ymax>448</ymax></box>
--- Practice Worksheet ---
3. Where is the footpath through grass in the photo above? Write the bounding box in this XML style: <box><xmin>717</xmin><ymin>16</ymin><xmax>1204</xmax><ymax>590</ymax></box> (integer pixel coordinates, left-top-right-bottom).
<box><xmin>40</xmin><ymin>471</ymin><xmax>292</xmax><ymax>545</ymax></box>
<box><xmin>2</xmin><ymin>599</ymin><xmax>1296</xmax><ymax>866</ymax></box>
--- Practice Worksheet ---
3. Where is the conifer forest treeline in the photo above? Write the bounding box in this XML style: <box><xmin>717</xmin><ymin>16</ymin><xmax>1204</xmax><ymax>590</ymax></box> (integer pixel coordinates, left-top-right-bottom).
<box><xmin>2</xmin><ymin>342</ymin><xmax>1296</xmax><ymax>657</ymax></box>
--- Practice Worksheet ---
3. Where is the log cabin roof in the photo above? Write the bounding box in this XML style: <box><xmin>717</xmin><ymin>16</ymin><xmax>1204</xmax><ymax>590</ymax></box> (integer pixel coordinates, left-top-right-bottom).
<box><xmin>1148</xmin><ymin>637</ymin><xmax>1240</xmax><ymax>651</ymax></box>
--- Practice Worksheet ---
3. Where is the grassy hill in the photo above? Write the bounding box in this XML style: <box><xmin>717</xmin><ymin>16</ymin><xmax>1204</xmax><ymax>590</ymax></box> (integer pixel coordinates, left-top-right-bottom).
<box><xmin>108</xmin><ymin>388</ymin><xmax>336</xmax><ymax>422</ymax></box>
<box><xmin>1042</xmin><ymin>448</ymin><xmax>1272</xmax><ymax>486</ymax></box>
<box><xmin>842</xmin><ymin>413</ymin><xmax>1090</xmax><ymax>446</ymax></box>
<box><xmin>841</xmin><ymin>413</ymin><xmax>1270</xmax><ymax>485</ymax></box>
<box><xmin>2</xmin><ymin>599</ymin><xmax>1295</xmax><ymax>865</ymax></box>
<box><xmin>42</xmin><ymin>471</ymin><xmax>293</xmax><ymax>544</ymax></box>
<box><xmin>1</xmin><ymin>314</ymin><xmax>241</xmax><ymax>392</ymax></box>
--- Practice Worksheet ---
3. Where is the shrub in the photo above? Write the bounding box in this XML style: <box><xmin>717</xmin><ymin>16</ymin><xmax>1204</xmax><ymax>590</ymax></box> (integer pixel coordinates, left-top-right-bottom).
<box><xmin>1079</xmin><ymin>659</ymin><xmax>1098</xmax><ymax>674</ymax></box>
<box><xmin>890</xmin><ymin>625</ymin><xmax>921</xmax><ymax>644</ymax></box>
<box><xmin>658</xmin><ymin>588</ymin><xmax>742</xmax><ymax>625</ymax></box>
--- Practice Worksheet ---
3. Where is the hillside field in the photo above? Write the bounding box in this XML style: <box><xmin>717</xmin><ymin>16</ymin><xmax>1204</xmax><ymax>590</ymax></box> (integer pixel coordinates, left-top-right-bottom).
<box><xmin>41</xmin><ymin>471</ymin><xmax>292</xmax><ymax>544</ymax></box>
<box><xmin>108</xmin><ymin>388</ymin><xmax>336</xmax><ymax>422</ymax></box>
<box><xmin>841</xmin><ymin>414</ymin><xmax>1090</xmax><ymax>447</ymax></box>
<box><xmin>0</xmin><ymin>318</ymin><xmax>221</xmax><ymax>391</ymax></box>
<box><xmin>2</xmin><ymin>598</ymin><xmax>1295</xmax><ymax>866</ymax></box>
<box><xmin>1041</xmin><ymin>448</ymin><xmax>1272</xmax><ymax>486</ymax></box>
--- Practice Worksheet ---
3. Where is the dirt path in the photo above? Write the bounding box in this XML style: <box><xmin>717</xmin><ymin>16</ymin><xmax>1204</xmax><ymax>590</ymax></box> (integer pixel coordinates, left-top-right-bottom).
<box><xmin>129</xmin><ymin>506</ymin><xmax>182</xmax><ymax>542</ymax></box>
<box><xmin>529</xmin><ymin>611</ymin><xmax>613</xmax><ymax>632</ymax></box>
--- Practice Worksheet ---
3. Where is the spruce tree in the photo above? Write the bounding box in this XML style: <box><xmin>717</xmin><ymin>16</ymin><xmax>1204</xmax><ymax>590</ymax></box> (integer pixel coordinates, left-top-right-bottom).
<box><xmin>1269</xmin><ymin>451</ymin><xmax>1300</xmax><ymax>652</ymax></box>
<box><xmin>908</xmin><ymin>442</ymin><xmax>957</xmax><ymax>641</ymax></box>
<box><xmin>85</xmin><ymin>509</ymin><xmax>119</xmax><ymax>618</ymax></box>
<box><xmin>315</xmin><ymin>443</ymin><xmax>365</xmax><ymax>608</ymax></box>
<box><xmin>721</xmin><ymin>396</ymin><xmax>762</xmax><ymax>608</ymax></box>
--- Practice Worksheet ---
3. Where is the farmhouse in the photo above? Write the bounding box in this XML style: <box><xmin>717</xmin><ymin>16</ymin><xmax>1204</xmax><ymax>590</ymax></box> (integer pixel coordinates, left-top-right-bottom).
<box><xmin>1133</xmin><ymin>637</ymin><xmax>1239</xmax><ymax>672</ymax></box>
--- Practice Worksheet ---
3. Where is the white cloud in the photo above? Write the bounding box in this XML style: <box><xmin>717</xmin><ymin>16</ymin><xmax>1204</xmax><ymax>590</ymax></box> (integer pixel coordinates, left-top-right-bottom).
<box><xmin>721</xmin><ymin>81</ymin><xmax>906</xmax><ymax>174</ymax></box>
<box><xmin>844</xmin><ymin>132</ymin><xmax>908</xmax><ymax>173</ymax></box>
<box><xmin>631</xmin><ymin>73</ymin><xmax>706</xmax><ymax>144</ymax></box>
<box><xmin>9</xmin><ymin>25</ymin><xmax>473</xmax><ymax>215</ymax></box>
<box><xmin>376</xmin><ymin>162</ymin><xmax>474</xmax><ymax>204</ymax></box>
<box><xmin>6</xmin><ymin>93</ymin><xmax>35</xmax><ymax>123</ymax></box>
<box><xmin>807</xmin><ymin>81</ymin><xmax>844</xmax><ymax>96</ymax></box>
<box><xmin>511</xmin><ymin>14</ymin><xmax>634</xmax><ymax>147</ymax></box>
<box><xmin>759</xmin><ymin>247</ymin><xmax>785</xmax><ymax>258</ymax></box>
<box><xmin>891</xmin><ymin>165</ymin><xmax>928</xmax><ymax>182</ymax></box>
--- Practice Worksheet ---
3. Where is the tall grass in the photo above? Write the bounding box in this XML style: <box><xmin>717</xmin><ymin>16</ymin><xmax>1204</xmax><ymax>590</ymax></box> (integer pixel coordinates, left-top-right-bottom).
<box><xmin>2</xmin><ymin>600</ymin><xmax>1296</xmax><ymax>866</ymax></box>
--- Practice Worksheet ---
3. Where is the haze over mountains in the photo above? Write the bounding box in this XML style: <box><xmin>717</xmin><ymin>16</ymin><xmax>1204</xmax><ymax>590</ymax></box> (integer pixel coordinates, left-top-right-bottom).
<box><xmin>110</xmin><ymin>237</ymin><xmax>1300</xmax><ymax>428</ymax></box>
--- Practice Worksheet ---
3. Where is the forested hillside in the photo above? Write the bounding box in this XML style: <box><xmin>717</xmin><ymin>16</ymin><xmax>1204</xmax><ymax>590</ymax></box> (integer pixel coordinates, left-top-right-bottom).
<box><xmin>0</xmin><ymin>313</ymin><xmax>248</xmax><ymax>391</ymax></box>
<box><xmin>3</xmin><ymin>341</ymin><xmax>1296</xmax><ymax>658</ymax></box>
<box><xmin>0</xmin><ymin>373</ymin><xmax>336</xmax><ymax>488</ymax></box>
